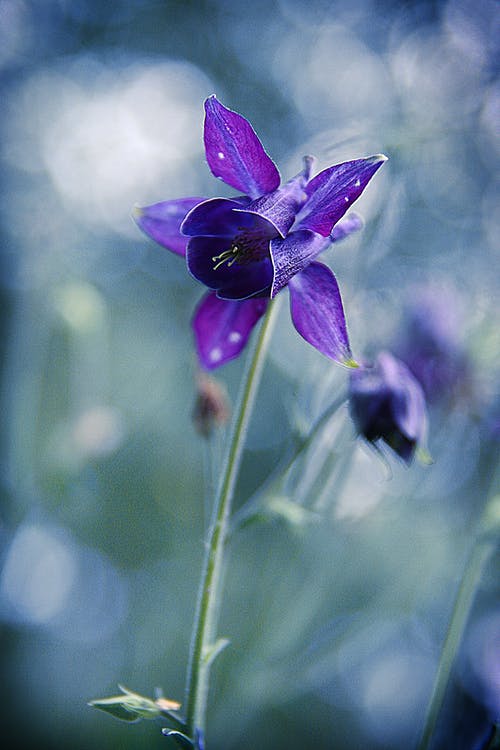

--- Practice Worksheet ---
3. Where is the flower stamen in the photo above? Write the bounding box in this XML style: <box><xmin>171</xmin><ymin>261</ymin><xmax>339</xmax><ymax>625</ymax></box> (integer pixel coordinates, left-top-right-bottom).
<box><xmin>212</xmin><ymin>244</ymin><xmax>240</xmax><ymax>270</ymax></box>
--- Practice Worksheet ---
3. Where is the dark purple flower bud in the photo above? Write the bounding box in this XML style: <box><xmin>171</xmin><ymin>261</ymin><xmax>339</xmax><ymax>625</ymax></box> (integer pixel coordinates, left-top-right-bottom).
<box><xmin>349</xmin><ymin>351</ymin><xmax>428</xmax><ymax>463</ymax></box>
<box><xmin>135</xmin><ymin>96</ymin><xmax>387</xmax><ymax>369</ymax></box>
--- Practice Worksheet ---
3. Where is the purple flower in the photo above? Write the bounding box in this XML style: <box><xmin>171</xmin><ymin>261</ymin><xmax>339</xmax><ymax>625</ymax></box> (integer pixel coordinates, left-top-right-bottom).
<box><xmin>135</xmin><ymin>96</ymin><xmax>386</xmax><ymax>370</ymax></box>
<box><xmin>393</xmin><ymin>286</ymin><xmax>471</xmax><ymax>405</ymax></box>
<box><xmin>349</xmin><ymin>351</ymin><xmax>428</xmax><ymax>463</ymax></box>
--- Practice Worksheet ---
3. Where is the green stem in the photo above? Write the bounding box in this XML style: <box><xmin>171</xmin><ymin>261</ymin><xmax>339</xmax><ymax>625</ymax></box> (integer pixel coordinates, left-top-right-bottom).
<box><xmin>184</xmin><ymin>300</ymin><xmax>279</xmax><ymax>744</ymax></box>
<box><xmin>230</xmin><ymin>392</ymin><xmax>348</xmax><ymax>531</ymax></box>
<box><xmin>417</xmin><ymin>494</ymin><xmax>499</xmax><ymax>750</ymax></box>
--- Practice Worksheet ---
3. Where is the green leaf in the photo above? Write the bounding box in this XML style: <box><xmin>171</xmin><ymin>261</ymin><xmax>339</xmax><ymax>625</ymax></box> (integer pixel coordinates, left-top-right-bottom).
<box><xmin>89</xmin><ymin>684</ymin><xmax>174</xmax><ymax>723</ymax></box>
<box><xmin>236</xmin><ymin>496</ymin><xmax>320</xmax><ymax>532</ymax></box>
<box><xmin>266</xmin><ymin>496</ymin><xmax>320</xmax><ymax>527</ymax></box>
<box><xmin>202</xmin><ymin>637</ymin><xmax>230</xmax><ymax>668</ymax></box>
<box><xmin>89</xmin><ymin>698</ymin><xmax>140</xmax><ymax>722</ymax></box>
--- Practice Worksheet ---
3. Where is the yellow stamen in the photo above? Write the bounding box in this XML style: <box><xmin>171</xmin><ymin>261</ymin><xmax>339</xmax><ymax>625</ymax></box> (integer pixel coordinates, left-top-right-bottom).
<box><xmin>212</xmin><ymin>245</ymin><xmax>240</xmax><ymax>270</ymax></box>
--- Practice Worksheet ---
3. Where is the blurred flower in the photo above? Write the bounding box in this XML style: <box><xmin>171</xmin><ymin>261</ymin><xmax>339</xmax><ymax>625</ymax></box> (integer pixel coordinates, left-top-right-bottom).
<box><xmin>349</xmin><ymin>351</ymin><xmax>428</xmax><ymax>463</ymax></box>
<box><xmin>393</xmin><ymin>285</ymin><xmax>471</xmax><ymax>405</ymax></box>
<box><xmin>192</xmin><ymin>372</ymin><xmax>230</xmax><ymax>438</ymax></box>
<box><xmin>135</xmin><ymin>96</ymin><xmax>386</xmax><ymax>369</ymax></box>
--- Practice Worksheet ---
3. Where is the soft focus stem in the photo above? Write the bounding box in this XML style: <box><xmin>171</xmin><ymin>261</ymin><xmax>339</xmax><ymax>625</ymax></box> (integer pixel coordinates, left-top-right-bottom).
<box><xmin>185</xmin><ymin>299</ymin><xmax>279</xmax><ymax>744</ymax></box>
<box><xmin>230</xmin><ymin>392</ymin><xmax>348</xmax><ymax>531</ymax></box>
<box><xmin>417</xmin><ymin>494</ymin><xmax>499</xmax><ymax>750</ymax></box>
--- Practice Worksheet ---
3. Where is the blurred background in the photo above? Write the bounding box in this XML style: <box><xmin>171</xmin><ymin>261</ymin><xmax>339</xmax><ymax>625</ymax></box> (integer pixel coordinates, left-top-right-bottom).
<box><xmin>0</xmin><ymin>0</ymin><xmax>499</xmax><ymax>748</ymax></box>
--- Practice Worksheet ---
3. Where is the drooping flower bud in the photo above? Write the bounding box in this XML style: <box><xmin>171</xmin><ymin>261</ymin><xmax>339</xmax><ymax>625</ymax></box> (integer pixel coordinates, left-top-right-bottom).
<box><xmin>349</xmin><ymin>351</ymin><xmax>428</xmax><ymax>463</ymax></box>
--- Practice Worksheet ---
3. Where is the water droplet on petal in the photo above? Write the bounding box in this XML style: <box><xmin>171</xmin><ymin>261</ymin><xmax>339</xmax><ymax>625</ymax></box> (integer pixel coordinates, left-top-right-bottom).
<box><xmin>209</xmin><ymin>347</ymin><xmax>222</xmax><ymax>363</ymax></box>
<box><xmin>344</xmin><ymin>196</ymin><xmax>349</xmax><ymax>202</ymax></box>
<box><xmin>217</xmin><ymin>151</ymin><xmax>225</xmax><ymax>160</ymax></box>
<box><xmin>355</xmin><ymin>179</ymin><xmax>361</xmax><ymax>187</ymax></box>
<box><xmin>228</xmin><ymin>331</ymin><xmax>241</xmax><ymax>343</ymax></box>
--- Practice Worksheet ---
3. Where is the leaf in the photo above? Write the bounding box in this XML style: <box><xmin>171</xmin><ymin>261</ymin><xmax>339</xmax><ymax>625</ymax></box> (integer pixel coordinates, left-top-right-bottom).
<box><xmin>202</xmin><ymin>638</ymin><xmax>230</xmax><ymax>668</ymax></box>
<box><xmin>266</xmin><ymin>496</ymin><xmax>321</xmax><ymax>527</ymax></box>
<box><xmin>89</xmin><ymin>698</ymin><xmax>140</xmax><ymax>723</ymax></box>
<box><xmin>89</xmin><ymin>684</ymin><xmax>181</xmax><ymax>723</ymax></box>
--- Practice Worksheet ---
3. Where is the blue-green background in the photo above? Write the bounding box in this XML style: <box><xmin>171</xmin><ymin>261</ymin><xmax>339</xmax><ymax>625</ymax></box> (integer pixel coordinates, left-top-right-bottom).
<box><xmin>0</xmin><ymin>1</ymin><xmax>498</xmax><ymax>749</ymax></box>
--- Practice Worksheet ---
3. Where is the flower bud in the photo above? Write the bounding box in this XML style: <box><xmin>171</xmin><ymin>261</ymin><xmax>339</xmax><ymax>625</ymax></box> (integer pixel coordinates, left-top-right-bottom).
<box><xmin>349</xmin><ymin>351</ymin><xmax>428</xmax><ymax>463</ymax></box>
<box><xmin>192</xmin><ymin>373</ymin><xmax>230</xmax><ymax>438</ymax></box>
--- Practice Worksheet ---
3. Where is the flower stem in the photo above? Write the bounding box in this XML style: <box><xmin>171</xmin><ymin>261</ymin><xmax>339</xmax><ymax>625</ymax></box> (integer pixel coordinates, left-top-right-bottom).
<box><xmin>184</xmin><ymin>300</ymin><xmax>279</xmax><ymax>744</ymax></box>
<box><xmin>416</xmin><ymin>493</ymin><xmax>499</xmax><ymax>750</ymax></box>
<box><xmin>230</xmin><ymin>392</ymin><xmax>348</xmax><ymax>531</ymax></box>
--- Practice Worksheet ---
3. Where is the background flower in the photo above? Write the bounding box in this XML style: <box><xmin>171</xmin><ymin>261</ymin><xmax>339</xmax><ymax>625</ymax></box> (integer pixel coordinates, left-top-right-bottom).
<box><xmin>349</xmin><ymin>351</ymin><xmax>428</xmax><ymax>463</ymax></box>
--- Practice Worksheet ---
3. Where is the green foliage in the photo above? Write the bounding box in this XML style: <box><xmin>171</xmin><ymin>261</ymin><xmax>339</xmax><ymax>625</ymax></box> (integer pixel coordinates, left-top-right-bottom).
<box><xmin>89</xmin><ymin>684</ymin><xmax>182</xmax><ymax>728</ymax></box>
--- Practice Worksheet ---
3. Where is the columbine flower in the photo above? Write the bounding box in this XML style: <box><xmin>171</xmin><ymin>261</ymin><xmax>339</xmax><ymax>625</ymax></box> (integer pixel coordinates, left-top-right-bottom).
<box><xmin>393</xmin><ymin>285</ymin><xmax>471</xmax><ymax>405</ymax></box>
<box><xmin>349</xmin><ymin>351</ymin><xmax>428</xmax><ymax>463</ymax></box>
<box><xmin>134</xmin><ymin>96</ymin><xmax>386</xmax><ymax>370</ymax></box>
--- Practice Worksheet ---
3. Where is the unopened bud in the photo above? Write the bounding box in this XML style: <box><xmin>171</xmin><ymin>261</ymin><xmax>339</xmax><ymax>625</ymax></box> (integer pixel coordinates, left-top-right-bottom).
<box><xmin>193</xmin><ymin>373</ymin><xmax>230</xmax><ymax>438</ymax></box>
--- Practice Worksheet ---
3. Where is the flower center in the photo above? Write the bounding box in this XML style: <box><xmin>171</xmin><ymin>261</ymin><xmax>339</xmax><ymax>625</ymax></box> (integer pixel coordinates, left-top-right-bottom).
<box><xmin>212</xmin><ymin>228</ymin><xmax>269</xmax><ymax>271</ymax></box>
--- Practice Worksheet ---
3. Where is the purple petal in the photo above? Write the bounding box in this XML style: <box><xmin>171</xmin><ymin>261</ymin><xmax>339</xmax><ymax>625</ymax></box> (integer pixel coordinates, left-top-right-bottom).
<box><xmin>181</xmin><ymin>198</ymin><xmax>251</xmax><ymax>238</ymax></box>
<box><xmin>288</xmin><ymin>262</ymin><xmax>352</xmax><ymax>364</ymax></box>
<box><xmin>216</xmin><ymin>257</ymin><xmax>273</xmax><ymax>300</ymax></box>
<box><xmin>377</xmin><ymin>352</ymin><xmax>427</xmax><ymax>444</ymax></box>
<box><xmin>192</xmin><ymin>292</ymin><xmax>268</xmax><ymax>369</ymax></box>
<box><xmin>243</xmin><ymin>156</ymin><xmax>314</xmax><ymax>237</ymax></box>
<box><xmin>295</xmin><ymin>155</ymin><xmax>387</xmax><ymax>237</ymax></box>
<box><xmin>133</xmin><ymin>198</ymin><xmax>206</xmax><ymax>256</ymax></box>
<box><xmin>270</xmin><ymin>230</ymin><xmax>331</xmax><ymax>297</ymax></box>
<box><xmin>349</xmin><ymin>351</ymin><xmax>428</xmax><ymax>463</ymax></box>
<box><xmin>187</xmin><ymin>236</ymin><xmax>273</xmax><ymax>299</ymax></box>
<box><xmin>330</xmin><ymin>212</ymin><xmax>363</xmax><ymax>242</ymax></box>
<box><xmin>204</xmin><ymin>96</ymin><xmax>280</xmax><ymax>200</ymax></box>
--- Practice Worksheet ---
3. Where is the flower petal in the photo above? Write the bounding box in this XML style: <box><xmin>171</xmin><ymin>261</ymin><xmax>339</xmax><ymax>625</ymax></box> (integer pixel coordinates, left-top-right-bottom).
<box><xmin>288</xmin><ymin>261</ymin><xmax>352</xmax><ymax>364</ymax></box>
<box><xmin>349</xmin><ymin>351</ymin><xmax>428</xmax><ymax>463</ymax></box>
<box><xmin>181</xmin><ymin>197</ymin><xmax>251</xmax><ymax>237</ymax></box>
<box><xmin>243</xmin><ymin>156</ymin><xmax>314</xmax><ymax>237</ymax></box>
<box><xmin>330</xmin><ymin>212</ymin><xmax>363</xmax><ymax>242</ymax></box>
<box><xmin>204</xmin><ymin>96</ymin><xmax>280</xmax><ymax>199</ymax></box>
<box><xmin>270</xmin><ymin>229</ymin><xmax>331</xmax><ymax>297</ymax></box>
<box><xmin>133</xmin><ymin>198</ymin><xmax>206</xmax><ymax>256</ymax></box>
<box><xmin>187</xmin><ymin>236</ymin><xmax>273</xmax><ymax>299</ymax></box>
<box><xmin>216</xmin><ymin>257</ymin><xmax>273</xmax><ymax>300</ymax></box>
<box><xmin>295</xmin><ymin>155</ymin><xmax>387</xmax><ymax>237</ymax></box>
<box><xmin>187</xmin><ymin>235</ymin><xmax>240</xmax><ymax>289</ymax></box>
<box><xmin>192</xmin><ymin>291</ymin><xmax>268</xmax><ymax>369</ymax></box>
<box><xmin>378</xmin><ymin>352</ymin><xmax>428</xmax><ymax>444</ymax></box>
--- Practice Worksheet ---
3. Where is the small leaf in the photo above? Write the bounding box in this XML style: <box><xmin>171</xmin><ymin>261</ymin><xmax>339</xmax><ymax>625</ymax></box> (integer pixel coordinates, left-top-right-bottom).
<box><xmin>89</xmin><ymin>685</ymin><xmax>171</xmax><ymax>723</ymax></box>
<box><xmin>202</xmin><ymin>637</ymin><xmax>230</xmax><ymax>668</ymax></box>
<box><xmin>89</xmin><ymin>698</ymin><xmax>140</xmax><ymax>722</ymax></box>
<box><xmin>162</xmin><ymin>729</ymin><xmax>194</xmax><ymax>748</ymax></box>
<box><xmin>235</xmin><ymin>495</ymin><xmax>320</xmax><ymax>532</ymax></box>
<box><xmin>266</xmin><ymin>496</ymin><xmax>320</xmax><ymax>527</ymax></box>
